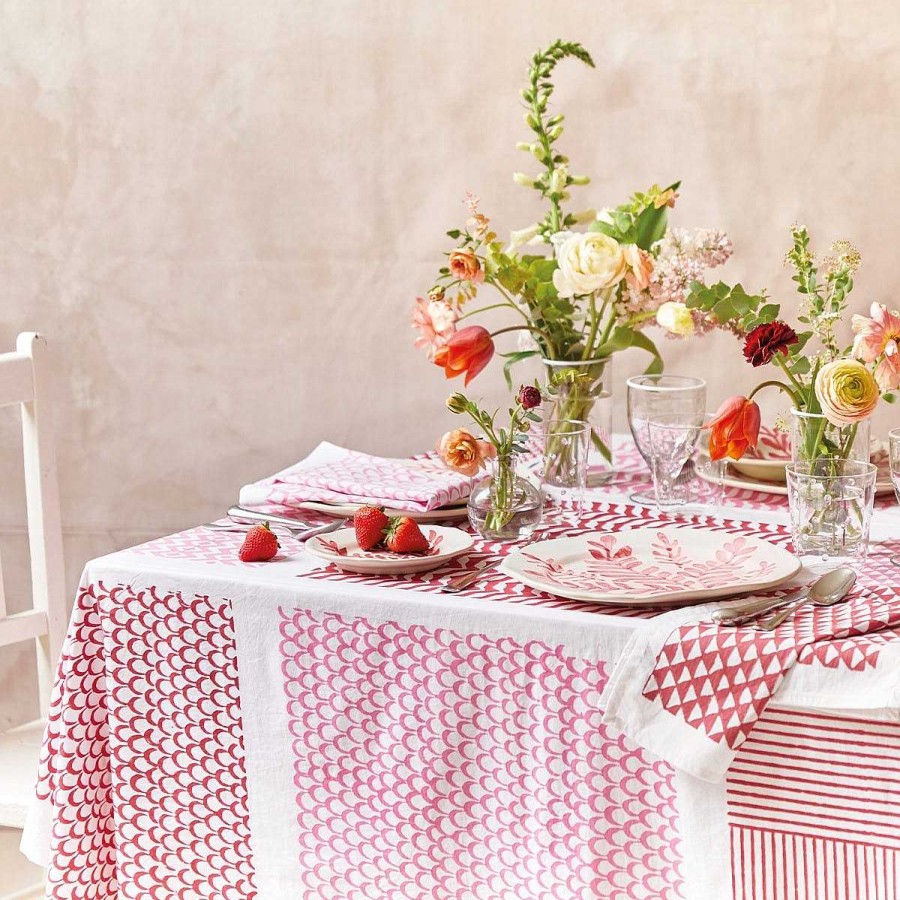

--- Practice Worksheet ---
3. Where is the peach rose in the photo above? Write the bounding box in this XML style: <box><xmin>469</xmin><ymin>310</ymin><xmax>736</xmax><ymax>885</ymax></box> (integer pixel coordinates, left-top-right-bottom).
<box><xmin>623</xmin><ymin>244</ymin><xmax>654</xmax><ymax>291</ymax></box>
<box><xmin>438</xmin><ymin>428</ymin><xmax>494</xmax><ymax>476</ymax></box>
<box><xmin>448</xmin><ymin>249</ymin><xmax>484</xmax><ymax>284</ymax></box>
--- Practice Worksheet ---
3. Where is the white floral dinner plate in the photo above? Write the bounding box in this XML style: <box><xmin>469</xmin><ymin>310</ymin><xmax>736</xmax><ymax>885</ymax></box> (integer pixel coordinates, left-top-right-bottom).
<box><xmin>500</xmin><ymin>526</ymin><xmax>801</xmax><ymax>607</ymax></box>
<box><xmin>305</xmin><ymin>525</ymin><xmax>474</xmax><ymax>575</ymax></box>
<box><xmin>296</xmin><ymin>499</ymin><xmax>470</xmax><ymax>521</ymax></box>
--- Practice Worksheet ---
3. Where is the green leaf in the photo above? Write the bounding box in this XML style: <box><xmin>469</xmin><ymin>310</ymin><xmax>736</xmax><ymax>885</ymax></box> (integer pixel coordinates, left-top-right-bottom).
<box><xmin>634</xmin><ymin>203</ymin><xmax>669</xmax><ymax>250</ymax></box>
<box><xmin>446</xmin><ymin>229</ymin><xmax>461</xmax><ymax>239</ymax></box>
<box><xmin>595</xmin><ymin>326</ymin><xmax>663</xmax><ymax>375</ymax></box>
<box><xmin>500</xmin><ymin>350</ymin><xmax>539</xmax><ymax>390</ymax></box>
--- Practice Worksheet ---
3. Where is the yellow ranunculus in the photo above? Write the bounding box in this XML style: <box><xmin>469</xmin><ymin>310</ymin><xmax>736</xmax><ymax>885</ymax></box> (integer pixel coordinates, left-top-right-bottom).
<box><xmin>814</xmin><ymin>359</ymin><xmax>879</xmax><ymax>426</ymax></box>
<box><xmin>656</xmin><ymin>301</ymin><xmax>695</xmax><ymax>337</ymax></box>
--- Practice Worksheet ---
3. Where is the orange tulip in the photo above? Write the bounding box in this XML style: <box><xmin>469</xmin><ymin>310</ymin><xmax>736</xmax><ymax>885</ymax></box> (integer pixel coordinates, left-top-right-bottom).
<box><xmin>433</xmin><ymin>326</ymin><xmax>494</xmax><ymax>385</ymax></box>
<box><xmin>704</xmin><ymin>396</ymin><xmax>761</xmax><ymax>461</ymax></box>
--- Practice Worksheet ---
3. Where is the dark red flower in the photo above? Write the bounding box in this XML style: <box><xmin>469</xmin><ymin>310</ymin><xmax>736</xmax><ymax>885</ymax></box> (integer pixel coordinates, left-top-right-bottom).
<box><xmin>742</xmin><ymin>321</ymin><xmax>799</xmax><ymax>367</ymax></box>
<box><xmin>516</xmin><ymin>384</ymin><xmax>542</xmax><ymax>410</ymax></box>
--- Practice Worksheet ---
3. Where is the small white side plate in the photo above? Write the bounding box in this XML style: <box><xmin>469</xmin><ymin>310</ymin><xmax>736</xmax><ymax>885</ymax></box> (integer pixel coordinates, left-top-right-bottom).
<box><xmin>306</xmin><ymin>525</ymin><xmax>475</xmax><ymax>575</ymax></box>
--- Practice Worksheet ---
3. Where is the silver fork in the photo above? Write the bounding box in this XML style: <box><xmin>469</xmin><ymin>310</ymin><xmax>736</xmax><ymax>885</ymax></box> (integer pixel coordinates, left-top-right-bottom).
<box><xmin>441</xmin><ymin>564</ymin><xmax>496</xmax><ymax>593</ymax></box>
<box><xmin>203</xmin><ymin>518</ymin><xmax>347</xmax><ymax>541</ymax></box>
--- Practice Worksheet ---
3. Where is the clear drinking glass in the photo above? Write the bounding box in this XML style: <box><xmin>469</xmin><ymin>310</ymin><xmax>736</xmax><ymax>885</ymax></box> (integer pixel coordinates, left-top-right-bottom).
<box><xmin>693</xmin><ymin>412</ymin><xmax>728</xmax><ymax>508</ymax></box>
<box><xmin>790</xmin><ymin>409</ymin><xmax>871</xmax><ymax>464</ymax></box>
<box><xmin>889</xmin><ymin>427</ymin><xmax>900</xmax><ymax>566</ymax></box>
<box><xmin>626</xmin><ymin>375</ymin><xmax>707</xmax><ymax>504</ymax></box>
<box><xmin>648</xmin><ymin>419</ymin><xmax>702</xmax><ymax>512</ymax></box>
<box><xmin>786</xmin><ymin>458</ymin><xmax>878</xmax><ymax>568</ymax></box>
<box><xmin>543</xmin><ymin>358</ymin><xmax>614</xmax><ymax>486</ymax></box>
<box><xmin>542</xmin><ymin>419</ymin><xmax>589</xmax><ymax>524</ymax></box>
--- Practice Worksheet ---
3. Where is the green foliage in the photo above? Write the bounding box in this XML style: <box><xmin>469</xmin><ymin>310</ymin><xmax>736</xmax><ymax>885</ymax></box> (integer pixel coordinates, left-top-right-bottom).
<box><xmin>686</xmin><ymin>281</ymin><xmax>778</xmax><ymax>334</ymax></box>
<box><xmin>595</xmin><ymin>325</ymin><xmax>664</xmax><ymax>374</ymax></box>
<box><xmin>516</xmin><ymin>40</ymin><xmax>595</xmax><ymax>239</ymax></box>
<box><xmin>590</xmin><ymin>182</ymin><xmax>681</xmax><ymax>251</ymax></box>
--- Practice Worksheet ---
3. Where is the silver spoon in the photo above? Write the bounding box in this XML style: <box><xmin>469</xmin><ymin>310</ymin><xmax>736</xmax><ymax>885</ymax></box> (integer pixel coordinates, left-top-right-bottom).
<box><xmin>756</xmin><ymin>567</ymin><xmax>856</xmax><ymax>631</ymax></box>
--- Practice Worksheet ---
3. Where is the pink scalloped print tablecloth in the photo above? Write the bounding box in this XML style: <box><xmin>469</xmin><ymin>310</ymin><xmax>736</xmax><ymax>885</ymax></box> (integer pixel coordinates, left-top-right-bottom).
<box><xmin>23</xmin><ymin>435</ymin><xmax>900</xmax><ymax>900</ymax></box>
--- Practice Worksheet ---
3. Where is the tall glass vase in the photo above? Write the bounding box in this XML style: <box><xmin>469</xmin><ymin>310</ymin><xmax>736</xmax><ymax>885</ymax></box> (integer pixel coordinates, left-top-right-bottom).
<box><xmin>543</xmin><ymin>357</ymin><xmax>614</xmax><ymax>485</ymax></box>
<box><xmin>789</xmin><ymin>409</ymin><xmax>871</xmax><ymax>465</ymax></box>
<box><xmin>467</xmin><ymin>453</ymin><xmax>542</xmax><ymax>541</ymax></box>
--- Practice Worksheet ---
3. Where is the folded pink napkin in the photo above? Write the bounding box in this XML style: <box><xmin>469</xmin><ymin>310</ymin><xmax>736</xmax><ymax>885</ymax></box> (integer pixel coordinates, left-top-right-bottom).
<box><xmin>239</xmin><ymin>442</ymin><xmax>471</xmax><ymax>513</ymax></box>
<box><xmin>603</xmin><ymin>562</ymin><xmax>900</xmax><ymax>782</ymax></box>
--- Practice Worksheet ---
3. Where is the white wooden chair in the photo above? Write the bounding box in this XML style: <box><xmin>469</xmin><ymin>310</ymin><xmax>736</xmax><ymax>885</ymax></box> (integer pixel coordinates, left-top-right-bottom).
<box><xmin>0</xmin><ymin>333</ymin><xmax>66</xmax><ymax>897</ymax></box>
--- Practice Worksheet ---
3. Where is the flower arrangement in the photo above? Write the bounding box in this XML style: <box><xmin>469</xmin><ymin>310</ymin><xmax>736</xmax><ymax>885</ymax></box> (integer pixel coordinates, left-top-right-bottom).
<box><xmin>412</xmin><ymin>39</ymin><xmax>733</xmax><ymax>467</ymax></box>
<box><xmin>695</xmin><ymin>226</ymin><xmax>898</xmax><ymax>461</ymax></box>
<box><xmin>439</xmin><ymin>385</ymin><xmax>544</xmax><ymax>537</ymax></box>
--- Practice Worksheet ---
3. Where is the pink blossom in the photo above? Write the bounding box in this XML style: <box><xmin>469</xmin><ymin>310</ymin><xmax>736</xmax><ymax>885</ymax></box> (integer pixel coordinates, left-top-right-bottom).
<box><xmin>412</xmin><ymin>296</ymin><xmax>458</xmax><ymax>359</ymax></box>
<box><xmin>851</xmin><ymin>302</ymin><xmax>900</xmax><ymax>390</ymax></box>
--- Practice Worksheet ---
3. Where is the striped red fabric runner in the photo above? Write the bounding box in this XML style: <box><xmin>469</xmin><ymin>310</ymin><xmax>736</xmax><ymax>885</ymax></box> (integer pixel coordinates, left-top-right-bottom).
<box><xmin>728</xmin><ymin>708</ymin><xmax>900</xmax><ymax>898</ymax></box>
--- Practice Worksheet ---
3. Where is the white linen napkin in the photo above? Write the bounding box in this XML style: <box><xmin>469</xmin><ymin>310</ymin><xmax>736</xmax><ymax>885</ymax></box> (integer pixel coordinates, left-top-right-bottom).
<box><xmin>239</xmin><ymin>441</ymin><xmax>471</xmax><ymax>513</ymax></box>
<box><xmin>602</xmin><ymin>575</ymin><xmax>900</xmax><ymax>782</ymax></box>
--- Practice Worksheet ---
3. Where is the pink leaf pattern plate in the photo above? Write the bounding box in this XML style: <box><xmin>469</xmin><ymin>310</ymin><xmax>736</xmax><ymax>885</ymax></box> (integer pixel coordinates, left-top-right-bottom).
<box><xmin>500</xmin><ymin>527</ymin><xmax>800</xmax><ymax>606</ymax></box>
<box><xmin>305</xmin><ymin>525</ymin><xmax>474</xmax><ymax>575</ymax></box>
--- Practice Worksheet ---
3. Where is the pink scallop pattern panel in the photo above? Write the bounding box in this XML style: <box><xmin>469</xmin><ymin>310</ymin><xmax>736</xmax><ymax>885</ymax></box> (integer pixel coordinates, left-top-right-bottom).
<box><xmin>278</xmin><ymin>608</ymin><xmax>685</xmax><ymax>900</ymax></box>
<box><xmin>36</xmin><ymin>582</ymin><xmax>257</xmax><ymax>899</ymax></box>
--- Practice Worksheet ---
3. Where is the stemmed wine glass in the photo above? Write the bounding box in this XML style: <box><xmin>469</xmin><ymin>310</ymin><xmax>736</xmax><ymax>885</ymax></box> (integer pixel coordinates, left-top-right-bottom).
<box><xmin>890</xmin><ymin>427</ymin><xmax>900</xmax><ymax>566</ymax></box>
<box><xmin>626</xmin><ymin>375</ymin><xmax>707</xmax><ymax>504</ymax></box>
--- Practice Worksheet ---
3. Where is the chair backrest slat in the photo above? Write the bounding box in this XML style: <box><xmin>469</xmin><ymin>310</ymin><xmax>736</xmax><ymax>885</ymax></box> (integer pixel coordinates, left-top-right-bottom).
<box><xmin>0</xmin><ymin>333</ymin><xmax>66</xmax><ymax>719</ymax></box>
<box><xmin>0</xmin><ymin>354</ymin><xmax>34</xmax><ymax>407</ymax></box>
<box><xmin>0</xmin><ymin>610</ymin><xmax>49</xmax><ymax>649</ymax></box>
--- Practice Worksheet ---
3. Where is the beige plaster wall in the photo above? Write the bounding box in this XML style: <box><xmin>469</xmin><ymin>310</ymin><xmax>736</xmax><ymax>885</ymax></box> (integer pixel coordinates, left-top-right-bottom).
<box><xmin>1</xmin><ymin>0</ymin><xmax>898</xmax><ymax>723</ymax></box>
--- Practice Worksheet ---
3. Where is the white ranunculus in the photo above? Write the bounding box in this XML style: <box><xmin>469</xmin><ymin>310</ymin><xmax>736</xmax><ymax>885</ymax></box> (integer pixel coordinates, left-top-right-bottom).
<box><xmin>656</xmin><ymin>301</ymin><xmax>695</xmax><ymax>337</ymax></box>
<box><xmin>552</xmin><ymin>231</ymin><xmax>627</xmax><ymax>298</ymax></box>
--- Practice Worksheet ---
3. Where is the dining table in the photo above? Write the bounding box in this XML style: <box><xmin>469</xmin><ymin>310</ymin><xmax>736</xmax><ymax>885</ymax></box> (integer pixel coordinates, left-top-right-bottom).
<box><xmin>21</xmin><ymin>435</ymin><xmax>900</xmax><ymax>900</ymax></box>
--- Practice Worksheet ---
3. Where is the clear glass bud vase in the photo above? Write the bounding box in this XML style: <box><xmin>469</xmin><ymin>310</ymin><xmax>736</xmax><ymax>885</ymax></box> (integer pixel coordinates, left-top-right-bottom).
<box><xmin>467</xmin><ymin>453</ymin><xmax>542</xmax><ymax>541</ymax></box>
<box><xmin>789</xmin><ymin>409</ymin><xmax>871</xmax><ymax>465</ymax></box>
<box><xmin>543</xmin><ymin>357</ymin><xmax>614</xmax><ymax>485</ymax></box>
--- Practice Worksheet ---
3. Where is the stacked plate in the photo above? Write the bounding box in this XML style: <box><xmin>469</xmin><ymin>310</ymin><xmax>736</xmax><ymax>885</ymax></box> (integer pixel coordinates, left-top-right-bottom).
<box><xmin>294</xmin><ymin>498</ymin><xmax>469</xmax><ymax>521</ymax></box>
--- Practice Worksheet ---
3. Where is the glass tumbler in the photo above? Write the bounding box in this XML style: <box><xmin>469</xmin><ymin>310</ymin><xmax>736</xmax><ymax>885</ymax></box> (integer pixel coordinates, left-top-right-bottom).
<box><xmin>889</xmin><ymin>427</ymin><xmax>900</xmax><ymax>566</ymax></box>
<box><xmin>786</xmin><ymin>458</ymin><xmax>877</xmax><ymax>568</ymax></box>
<box><xmin>648</xmin><ymin>419</ymin><xmax>702</xmax><ymax>512</ymax></box>
<box><xmin>542</xmin><ymin>419</ymin><xmax>590</xmax><ymax>524</ymax></box>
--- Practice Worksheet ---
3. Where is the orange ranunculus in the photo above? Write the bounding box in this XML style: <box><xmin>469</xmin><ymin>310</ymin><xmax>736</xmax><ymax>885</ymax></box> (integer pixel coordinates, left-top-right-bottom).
<box><xmin>448</xmin><ymin>249</ymin><xmax>484</xmax><ymax>283</ymax></box>
<box><xmin>437</xmin><ymin>428</ymin><xmax>494</xmax><ymax>476</ymax></box>
<box><xmin>433</xmin><ymin>326</ymin><xmax>494</xmax><ymax>385</ymax></box>
<box><xmin>704</xmin><ymin>396</ymin><xmax>761</xmax><ymax>461</ymax></box>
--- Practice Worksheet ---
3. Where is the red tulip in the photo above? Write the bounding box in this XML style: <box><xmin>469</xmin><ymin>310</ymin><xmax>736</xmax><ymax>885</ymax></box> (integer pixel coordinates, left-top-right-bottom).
<box><xmin>433</xmin><ymin>326</ymin><xmax>494</xmax><ymax>385</ymax></box>
<box><xmin>705</xmin><ymin>396</ymin><xmax>761</xmax><ymax>461</ymax></box>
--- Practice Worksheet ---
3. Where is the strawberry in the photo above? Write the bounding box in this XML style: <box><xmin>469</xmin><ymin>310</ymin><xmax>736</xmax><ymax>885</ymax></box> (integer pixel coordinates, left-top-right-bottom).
<box><xmin>238</xmin><ymin>522</ymin><xmax>280</xmax><ymax>562</ymax></box>
<box><xmin>354</xmin><ymin>505</ymin><xmax>390</xmax><ymax>550</ymax></box>
<box><xmin>384</xmin><ymin>516</ymin><xmax>430</xmax><ymax>554</ymax></box>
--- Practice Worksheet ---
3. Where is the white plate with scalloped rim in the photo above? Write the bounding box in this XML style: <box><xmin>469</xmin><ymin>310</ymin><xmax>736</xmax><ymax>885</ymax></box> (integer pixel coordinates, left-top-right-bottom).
<box><xmin>501</xmin><ymin>526</ymin><xmax>801</xmax><ymax>606</ymax></box>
